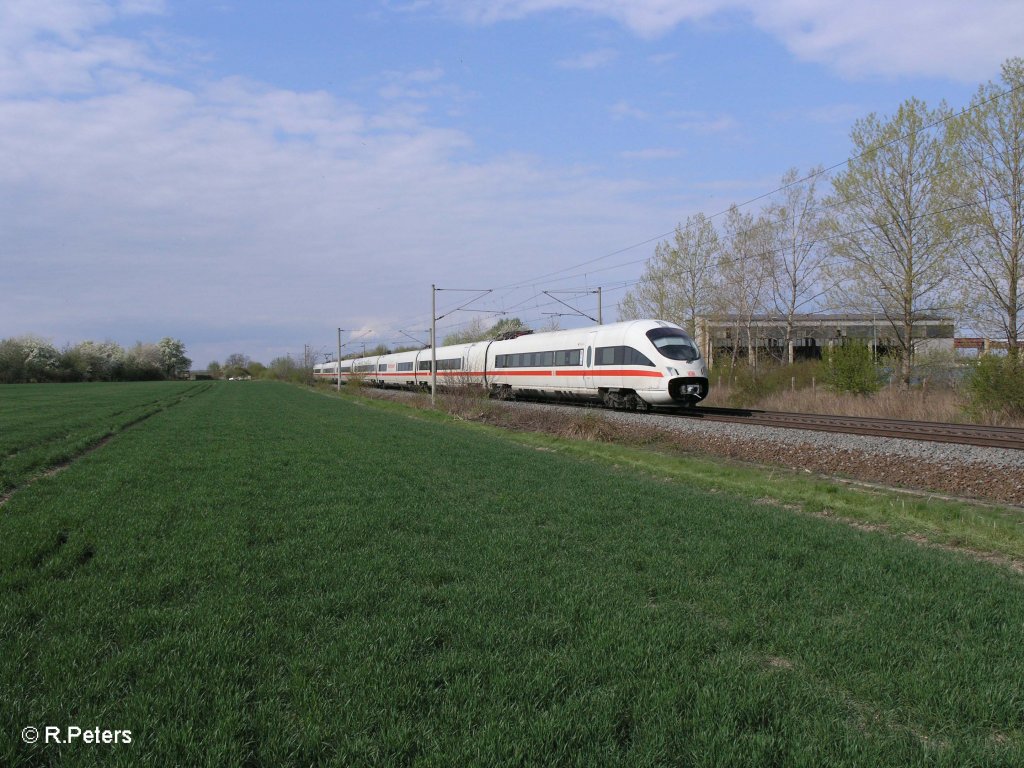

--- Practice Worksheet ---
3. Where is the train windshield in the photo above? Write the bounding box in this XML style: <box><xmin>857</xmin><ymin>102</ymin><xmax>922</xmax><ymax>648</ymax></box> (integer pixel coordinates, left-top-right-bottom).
<box><xmin>646</xmin><ymin>328</ymin><xmax>701</xmax><ymax>362</ymax></box>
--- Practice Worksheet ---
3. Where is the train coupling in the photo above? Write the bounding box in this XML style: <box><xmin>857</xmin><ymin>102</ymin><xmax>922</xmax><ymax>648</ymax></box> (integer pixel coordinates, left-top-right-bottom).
<box><xmin>668</xmin><ymin>376</ymin><xmax>709</xmax><ymax>402</ymax></box>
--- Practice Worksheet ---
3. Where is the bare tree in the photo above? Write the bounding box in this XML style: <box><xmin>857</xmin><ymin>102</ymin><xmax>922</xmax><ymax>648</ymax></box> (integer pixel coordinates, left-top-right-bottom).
<box><xmin>301</xmin><ymin>345</ymin><xmax>318</xmax><ymax>385</ymax></box>
<box><xmin>949</xmin><ymin>58</ymin><xmax>1024</xmax><ymax>357</ymax></box>
<box><xmin>670</xmin><ymin>213</ymin><xmax>721</xmax><ymax>336</ymax></box>
<box><xmin>538</xmin><ymin>315</ymin><xmax>562</xmax><ymax>333</ymax></box>
<box><xmin>443</xmin><ymin>316</ymin><xmax>529</xmax><ymax>345</ymax></box>
<box><xmin>715</xmin><ymin>205</ymin><xmax>771</xmax><ymax>368</ymax></box>
<box><xmin>443</xmin><ymin>316</ymin><xmax>488</xmax><ymax>345</ymax></box>
<box><xmin>763</xmin><ymin>167</ymin><xmax>830</xmax><ymax>363</ymax></box>
<box><xmin>827</xmin><ymin>97</ymin><xmax>959</xmax><ymax>386</ymax></box>
<box><xmin>619</xmin><ymin>214</ymin><xmax>720</xmax><ymax>334</ymax></box>
<box><xmin>224</xmin><ymin>353</ymin><xmax>250</xmax><ymax>370</ymax></box>
<box><xmin>619</xmin><ymin>239</ymin><xmax>685</xmax><ymax>322</ymax></box>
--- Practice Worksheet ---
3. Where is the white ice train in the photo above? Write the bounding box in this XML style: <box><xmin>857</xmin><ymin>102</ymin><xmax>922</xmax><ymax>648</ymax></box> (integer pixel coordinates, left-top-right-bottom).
<box><xmin>314</xmin><ymin>319</ymin><xmax>709</xmax><ymax>408</ymax></box>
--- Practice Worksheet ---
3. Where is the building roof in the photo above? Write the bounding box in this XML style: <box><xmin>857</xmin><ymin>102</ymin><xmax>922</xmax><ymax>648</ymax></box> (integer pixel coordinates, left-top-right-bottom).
<box><xmin>700</xmin><ymin>313</ymin><xmax>954</xmax><ymax>324</ymax></box>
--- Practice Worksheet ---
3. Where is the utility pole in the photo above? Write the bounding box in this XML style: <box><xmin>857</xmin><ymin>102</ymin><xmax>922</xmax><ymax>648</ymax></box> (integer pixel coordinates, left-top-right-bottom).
<box><xmin>431</xmin><ymin>284</ymin><xmax>437</xmax><ymax>407</ymax></box>
<box><xmin>334</xmin><ymin>329</ymin><xmax>372</xmax><ymax>392</ymax></box>
<box><xmin>597</xmin><ymin>286</ymin><xmax>603</xmax><ymax>325</ymax></box>
<box><xmin>336</xmin><ymin>328</ymin><xmax>342</xmax><ymax>392</ymax></box>
<box><xmin>430</xmin><ymin>284</ymin><xmax>493</xmax><ymax>407</ymax></box>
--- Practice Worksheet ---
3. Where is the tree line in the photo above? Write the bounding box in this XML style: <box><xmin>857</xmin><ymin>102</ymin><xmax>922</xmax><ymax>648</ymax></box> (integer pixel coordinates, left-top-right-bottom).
<box><xmin>619</xmin><ymin>58</ymin><xmax>1024</xmax><ymax>386</ymax></box>
<box><xmin>0</xmin><ymin>336</ymin><xmax>191</xmax><ymax>383</ymax></box>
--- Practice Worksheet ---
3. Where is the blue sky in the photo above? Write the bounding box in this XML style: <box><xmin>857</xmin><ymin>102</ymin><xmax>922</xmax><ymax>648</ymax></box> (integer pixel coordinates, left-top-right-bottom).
<box><xmin>2</xmin><ymin>0</ymin><xmax>1022</xmax><ymax>366</ymax></box>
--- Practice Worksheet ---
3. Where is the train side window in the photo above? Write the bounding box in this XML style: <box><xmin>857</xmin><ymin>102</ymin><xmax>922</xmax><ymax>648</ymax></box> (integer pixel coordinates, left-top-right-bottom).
<box><xmin>626</xmin><ymin>347</ymin><xmax>655</xmax><ymax>366</ymax></box>
<box><xmin>540</xmin><ymin>351</ymin><xmax>553</xmax><ymax>366</ymax></box>
<box><xmin>556</xmin><ymin>349</ymin><xmax>581</xmax><ymax>366</ymax></box>
<box><xmin>595</xmin><ymin>346</ymin><xmax>655</xmax><ymax>366</ymax></box>
<box><xmin>586</xmin><ymin>347</ymin><xmax>591</xmax><ymax>367</ymax></box>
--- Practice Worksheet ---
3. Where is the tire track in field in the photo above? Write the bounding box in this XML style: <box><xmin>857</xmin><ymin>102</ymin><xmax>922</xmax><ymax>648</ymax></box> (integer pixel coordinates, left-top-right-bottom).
<box><xmin>0</xmin><ymin>383</ymin><xmax>213</xmax><ymax>509</ymax></box>
<box><xmin>1</xmin><ymin>394</ymin><xmax>195</xmax><ymax>462</ymax></box>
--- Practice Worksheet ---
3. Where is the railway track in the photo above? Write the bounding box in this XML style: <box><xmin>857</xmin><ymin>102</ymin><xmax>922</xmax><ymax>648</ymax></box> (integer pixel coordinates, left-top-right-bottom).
<box><xmin>671</xmin><ymin>406</ymin><xmax>1024</xmax><ymax>450</ymax></box>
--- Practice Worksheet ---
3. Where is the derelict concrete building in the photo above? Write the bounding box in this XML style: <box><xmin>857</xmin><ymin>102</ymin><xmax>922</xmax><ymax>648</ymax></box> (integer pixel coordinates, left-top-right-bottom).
<box><xmin>693</xmin><ymin>313</ymin><xmax>955</xmax><ymax>368</ymax></box>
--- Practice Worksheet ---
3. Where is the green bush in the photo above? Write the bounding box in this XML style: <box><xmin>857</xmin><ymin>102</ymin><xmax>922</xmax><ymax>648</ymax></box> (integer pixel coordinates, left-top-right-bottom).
<box><xmin>964</xmin><ymin>354</ymin><xmax>1024</xmax><ymax>419</ymax></box>
<box><xmin>910</xmin><ymin>349</ymin><xmax>960</xmax><ymax>388</ymax></box>
<box><xmin>821</xmin><ymin>342</ymin><xmax>883</xmax><ymax>395</ymax></box>
<box><xmin>716</xmin><ymin>360</ymin><xmax>823</xmax><ymax>407</ymax></box>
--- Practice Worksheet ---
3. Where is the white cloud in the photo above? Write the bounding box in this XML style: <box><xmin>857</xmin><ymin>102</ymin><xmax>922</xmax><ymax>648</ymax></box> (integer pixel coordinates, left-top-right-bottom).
<box><xmin>556</xmin><ymin>47</ymin><xmax>618</xmax><ymax>70</ymax></box>
<box><xmin>609</xmin><ymin>100</ymin><xmax>648</xmax><ymax>120</ymax></box>
<box><xmin>377</xmin><ymin>66</ymin><xmax>473</xmax><ymax>107</ymax></box>
<box><xmin>430</xmin><ymin>0</ymin><xmax>720</xmax><ymax>37</ymax></box>
<box><xmin>647</xmin><ymin>52</ymin><xmax>678</xmax><ymax>65</ymax></box>
<box><xmin>0</xmin><ymin>0</ymin><xmax>117</xmax><ymax>44</ymax></box>
<box><xmin>0</xmin><ymin>2</ymin><xmax>679</xmax><ymax>362</ymax></box>
<box><xmin>675</xmin><ymin>110</ymin><xmax>738</xmax><ymax>134</ymax></box>
<box><xmin>621</xmin><ymin>148</ymin><xmax>683</xmax><ymax>160</ymax></box>
<box><xmin>748</xmin><ymin>0</ymin><xmax>1023</xmax><ymax>81</ymax></box>
<box><xmin>429</xmin><ymin>0</ymin><xmax>1024</xmax><ymax>80</ymax></box>
<box><xmin>0</xmin><ymin>0</ymin><xmax>166</xmax><ymax>94</ymax></box>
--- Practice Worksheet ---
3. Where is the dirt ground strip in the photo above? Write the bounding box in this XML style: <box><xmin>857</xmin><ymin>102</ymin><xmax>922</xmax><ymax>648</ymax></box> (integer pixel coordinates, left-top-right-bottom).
<box><xmin>686</xmin><ymin>432</ymin><xmax>1024</xmax><ymax>507</ymax></box>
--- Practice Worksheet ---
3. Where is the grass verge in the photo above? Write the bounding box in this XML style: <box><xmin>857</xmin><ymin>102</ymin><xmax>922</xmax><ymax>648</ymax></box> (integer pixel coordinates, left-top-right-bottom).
<box><xmin>331</xmin><ymin>385</ymin><xmax>1024</xmax><ymax>567</ymax></box>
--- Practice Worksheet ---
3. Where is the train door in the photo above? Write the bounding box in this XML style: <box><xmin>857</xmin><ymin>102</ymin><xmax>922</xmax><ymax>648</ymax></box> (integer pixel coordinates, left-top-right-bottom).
<box><xmin>481</xmin><ymin>340</ymin><xmax>495</xmax><ymax>388</ymax></box>
<box><xmin>464</xmin><ymin>342</ymin><xmax>485</xmax><ymax>386</ymax></box>
<box><xmin>582</xmin><ymin>331</ymin><xmax>597</xmax><ymax>393</ymax></box>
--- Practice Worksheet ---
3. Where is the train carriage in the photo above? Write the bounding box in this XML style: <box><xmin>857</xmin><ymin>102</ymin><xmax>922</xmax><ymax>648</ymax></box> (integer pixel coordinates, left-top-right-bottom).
<box><xmin>321</xmin><ymin>319</ymin><xmax>708</xmax><ymax>408</ymax></box>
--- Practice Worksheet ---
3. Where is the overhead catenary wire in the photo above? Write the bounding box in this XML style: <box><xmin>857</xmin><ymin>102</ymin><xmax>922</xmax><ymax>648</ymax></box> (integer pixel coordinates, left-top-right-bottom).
<box><xmin>392</xmin><ymin>185</ymin><xmax>1012</xmax><ymax>349</ymax></box>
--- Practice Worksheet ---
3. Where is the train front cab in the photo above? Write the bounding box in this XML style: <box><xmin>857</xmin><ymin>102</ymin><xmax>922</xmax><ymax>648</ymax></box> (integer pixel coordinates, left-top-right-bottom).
<box><xmin>640</xmin><ymin>324</ymin><xmax>708</xmax><ymax>408</ymax></box>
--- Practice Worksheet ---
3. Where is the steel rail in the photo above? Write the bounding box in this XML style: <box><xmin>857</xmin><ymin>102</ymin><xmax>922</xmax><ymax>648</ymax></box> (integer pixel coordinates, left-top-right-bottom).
<box><xmin>671</xmin><ymin>406</ymin><xmax>1024</xmax><ymax>450</ymax></box>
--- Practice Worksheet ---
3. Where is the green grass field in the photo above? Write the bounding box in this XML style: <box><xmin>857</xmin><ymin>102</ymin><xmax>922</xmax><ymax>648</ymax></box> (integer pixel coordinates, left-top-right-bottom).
<box><xmin>1</xmin><ymin>381</ymin><xmax>1023</xmax><ymax>766</ymax></box>
<box><xmin>0</xmin><ymin>381</ymin><xmax>210</xmax><ymax>496</ymax></box>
